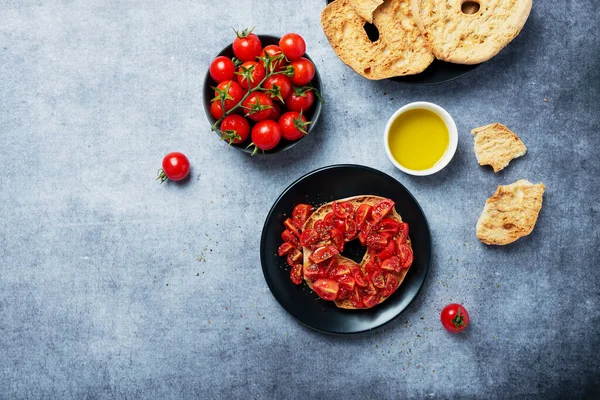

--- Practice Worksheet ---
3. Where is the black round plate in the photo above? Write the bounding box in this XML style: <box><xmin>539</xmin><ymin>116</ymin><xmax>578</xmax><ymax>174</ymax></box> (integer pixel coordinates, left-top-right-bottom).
<box><xmin>324</xmin><ymin>1</ymin><xmax>479</xmax><ymax>85</ymax></box>
<box><xmin>260</xmin><ymin>165</ymin><xmax>431</xmax><ymax>334</ymax></box>
<box><xmin>203</xmin><ymin>35</ymin><xmax>323</xmax><ymax>154</ymax></box>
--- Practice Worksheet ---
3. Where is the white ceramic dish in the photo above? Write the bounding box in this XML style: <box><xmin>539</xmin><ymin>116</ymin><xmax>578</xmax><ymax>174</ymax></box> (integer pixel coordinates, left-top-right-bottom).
<box><xmin>384</xmin><ymin>101</ymin><xmax>458</xmax><ymax>176</ymax></box>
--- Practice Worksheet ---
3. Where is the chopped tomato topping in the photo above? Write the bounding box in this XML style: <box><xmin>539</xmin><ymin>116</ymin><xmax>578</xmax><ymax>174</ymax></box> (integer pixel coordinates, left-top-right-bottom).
<box><xmin>396</xmin><ymin>222</ymin><xmax>409</xmax><ymax>245</ymax></box>
<box><xmin>370</xmin><ymin>269</ymin><xmax>386</xmax><ymax>289</ymax></box>
<box><xmin>381</xmin><ymin>256</ymin><xmax>401</xmax><ymax>273</ymax></box>
<box><xmin>377</xmin><ymin>239</ymin><xmax>396</xmax><ymax>261</ymax></box>
<box><xmin>397</xmin><ymin>243</ymin><xmax>414</xmax><ymax>269</ymax></box>
<box><xmin>354</xmin><ymin>204</ymin><xmax>373</xmax><ymax>229</ymax></box>
<box><xmin>333</xmin><ymin>201</ymin><xmax>354</xmax><ymax>219</ymax></box>
<box><xmin>303</xmin><ymin>263</ymin><xmax>328</xmax><ymax>281</ymax></box>
<box><xmin>312</xmin><ymin>279</ymin><xmax>339</xmax><ymax>301</ymax></box>
<box><xmin>290</xmin><ymin>263</ymin><xmax>303</xmax><ymax>285</ymax></box>
<box><xmin>337</xmin><ymin>274</ymin><xmax>356</xmax><ymax>291</ymax></box>
<box><xmin>377</xmin><ymin>218</ymin><xmax>401</xmax><ymax>235</ymax></box>
<box><xmin>366</xmin><ymin>232</ymin><xmax>391</xmax><ymax>251</ymax></box>
<box><xmin>278</xmin><ymin>242</ymin><xmax>296</xmax><ymax>256</ymax></box>
<box><xmin>309</xmin><ymin>245</ymin><xmax>339</xmax><ymax>264</ymax></box>
<box><xmin>281</xmin><ymin>229</ymin><xmax>299</xmax><ymax>246</ymax></box>
<box><xmin>286</xmin><ymin>248</ymin><xmax>302</xmax><ymax>266</ymax></box>
<box><xmin>300</xmin><ymin>228</ymin><xmax>319</xmax><ymax>247</ymax></box>
<box><xmin>283</xmin><ymin>218</ymin><xmax>301</xmax><ymax>238</ymax></box>
<box><xmin>330</xmin><ymin>227</ymin><xmax>345</xmax><ymax>252</ymax></box>
<box><xmin>371</xmin><ymin>199</ymin><xmax>395</xmax><ymax>222</ymax></box>
<box><xmin>382</xmin><ymin>273</ymin><xmax>399</xmax><ymax>297</ymax></box>
<box><xmin>292</xmin><ymin>204</ymin><xmax>313</xmax><ymax>230</ymax></box>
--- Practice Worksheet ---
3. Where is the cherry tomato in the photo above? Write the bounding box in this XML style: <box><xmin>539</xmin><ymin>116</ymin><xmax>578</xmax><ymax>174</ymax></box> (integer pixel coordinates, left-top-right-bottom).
<box><xmin>269</xmin><ymin>103</ymin><xmax>281</xmax><ymax>120</ymax></box>
<box><xmin>396</xmin><ymin>243</ymin><xmax>414</xmax><ymax>269</ymax></box>
<box><xmin>377</xmin><ymin>218</ymin><xmax>401</xmax><ymax>235</ymax></box>
<box><xmin>290</xmin><ymin>58</ymin><xmax>315</xmax><ymax>86</ymax></box>
<box><xmin>380</xmin><ymin>256</ymin><xmax>401</xmax><ymax>274</ymax></box>
<box><xmin>300</xmin><ymin>228</ymin><xmax>319</xmax><ymax>247</ymax></box>
<box><xmin>313</xmin><ymin>220</ymin><xmax>330</xmax><ymax>241</ymax></box>
<box><xmin>236</xmin><ymin>61</ymin><xmax>266</xmax><ymax>90</ymax></box>
<box><xmin>278</xmin><ymin>111</ymin><xmax>309</xmax><ymax>141</ymax></box>
<box><xmin>210</xmin><ymin>56</ymin><xmax>235</xmax><ymax>83</ymax></box>
<box><xmin>366</xmin><ymin>232</ymin><xmax>391</xmax><ymax>251</ymax></box>
<box><xmin>309</xmin><ymin>245</ymin><xmax>339</xmax><ymax>264</ymax></box>
<box><xmin>251</xmin><ymin>119</ymin><xmax>281</xmax><ymax>151</ymax></box>
<box><xmin>352</xmin><ymin>267</ymin><xmax>368</xmax><ymax>288</ymax></box>
<box><xmin>370</xmin><ymin>269</ymin><xmax>386</xmax><ymax>289</ymax></box>
<box><xmin>330</xmin><ymin>228</ymin><xmax>345</xmax><ymax>252</ymax></box>
<box><xmin>333</xmin><ymin>201</ymin><xmax>354</xmax><ymax>219</ymax></box>
<box><xmin>263</xmin><ymin>75</ymin><xmax>292</xmax><ymax>102</ymax></box>
<box><xmin>344</xmin><ymin>218</ymin><xmax>357</xmax><ymax>240</ymax></box>
<box><xmin>220</xmin><ymin>115</ymin><xmax>250</xmax><ymax>145</ymax></box>
<box><xmin>303</xmin><ymin>263</ymin><xmax>328</xmax><ymax>281</ymax></box>
<box><xmin>279</xmin><ymin>33</ymin><xmax>306</xmax><ymax>61</ymax></box>
<box><xmin>260</xmin><ymin>44</ymin><xmax>286</xmax><ymax>71</ymax></box>
<box><xmin>329</xmin><ymin>264</ymin><xmax>351</xmax><ymax>277</ymax></box>
<box><xmin>286</xmin><ymin>88</ymin><xmax>315</xmax><ymax>112</ymax></box>
<box><xmin>312</xmin><ymin>279</ymin><xmax>339</xmax><ymax>301</ymax></box>
<box><xmin>210</xmin><ymin>100</ymin><xmax>224</xmax><ymax>120</ymax></box>
<box><xmin>355</xmin><ymin>204</ymin><xmax>373</xmax><ymax>228</ymax></box>
<box><xmin>397</xmin><ymin>222</ymin><xmax>409</xmax><ymax>244</ymax></box>
<box><xmin>377</xmin><ymin>240</ymin><xmax>396</xmax><ymax>261</ymax></box>
<box><xmin>333</xmin><ymin>218</ymin><xmax>346</xmax><ymax>234</ymax></box>
<box><xmin>362</xmin><ymin>292</ymin><xmax>381</xmax><ymax>309</ymax></box>
<box><xmin>292</xmin><ymin>204</ymin><xmax>313</xmax><ymax>229</ymax></box>
<box><xmin>337</xmin><ymin>275</ymin><xmax>356</xmax><ymax>291</ymax></box>
<box><xmin>281</xmin><ymin>229</ymin><xmax>299</xmax><ymax>246</ymax></box>
<box><xmin>350</xmin><ymin>288</ymin><xmax>364</xmax><ymax>308</ymax></box>
<box><xmin>242</xmin><ymin>92</ymin><xmax>274</xmax><ymax>122</ymax></box>
<box><xmin>441</xmin><ymin>304</ymin><xmax>470</xmax><ymax>333</ymax></box>
<box><xmin>283</xmin><ymin>218</ymin><xmax>301</xmax><ymax>238</ymax></box>
<box><xmin>232</xmin><ymin>30</ymin><xmax>262</xmax><ymax>62</ymax></box>
<box><xmin>290</xmin><ymin>263</ymin><xmax>303</xmax><ymax>285</ymax></box>
<box><xmin>358</xmin><ymin>220</ymin><xmax>374</xmax><ymax>245</ymax></box>
<box><xmin>214</xmin><ymin>80</ymin><xmax>244</xmax><ymax>111</ymax></box>
<box><xmin>286</xmin><ymin>248</ymin><xmax>302</xmax><ymax>266</ymax></box>
<box><xmin>382</xmin><ymin>273</ymin><xmax>399</xmax><ymax>298</ymax></box>
<box><xmin>158</xmin><ymin>152</ymin><xmax>190</xmax><ymax>183</ymax></box>
<box><xmin>372</xmin><ymin>199</ymin><xmax>395</xmax><ymax>222</ymax></box>
<box><xmin>278</xmin><ymin>242</ymin><xmax>295</xmax><ymax>256</ymax></box>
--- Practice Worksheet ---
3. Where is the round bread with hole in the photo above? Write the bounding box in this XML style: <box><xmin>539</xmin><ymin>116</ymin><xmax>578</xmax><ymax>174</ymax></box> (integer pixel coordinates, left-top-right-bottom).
<box><xmin>411</xmin><ymin>0</ymin><xmax>532</xmax><ymax>64</ymax></box>
<box><xmin>321</xmin><ymin>0</ymin><xmax>434</xmax><ymax>79</ymax></box>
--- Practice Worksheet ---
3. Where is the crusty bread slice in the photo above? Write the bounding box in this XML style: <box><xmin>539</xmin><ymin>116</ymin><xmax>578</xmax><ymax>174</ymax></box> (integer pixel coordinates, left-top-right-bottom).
<box><xmin>321</xmin><ymin>0</ymin><xmax>434</xmax><ymax>79</ymax></box>
<box><xmin>476</xmin><ymin>180</ymin><xmax>545</xmax><ymax>245</ymax></box>
<box><xmin>411</xmin><ymin>0</ymin><xmax>532</xmax><ymax>64</ymax></box>
<box><xmin>302</xmin><ymin>195</ymin><xmax>412</xmax><ymax>309</ymax></box>
<box><xmin>349</xmin><ymin>0</ymin><xmax>384</xmax><ymax>23</ymax></box>
<box><xmin>471</xmin><ymin>123</ymin><xmax>527</xmax><ymax>173</ymax></box>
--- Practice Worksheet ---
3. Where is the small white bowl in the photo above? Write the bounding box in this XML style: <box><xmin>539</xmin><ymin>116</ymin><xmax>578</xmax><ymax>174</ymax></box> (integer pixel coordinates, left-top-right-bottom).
<box><xmin>384</xmin><ymin>101</ymin><xmax>458</xmax><ymax>176</ymax></box>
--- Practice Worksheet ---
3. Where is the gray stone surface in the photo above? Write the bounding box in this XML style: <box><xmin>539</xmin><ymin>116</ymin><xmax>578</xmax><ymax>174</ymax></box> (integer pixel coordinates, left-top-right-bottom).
<box><xmin>1</xmin><ymin>0</ymin><xmax>599</xmax><ymax>398</ymax></box>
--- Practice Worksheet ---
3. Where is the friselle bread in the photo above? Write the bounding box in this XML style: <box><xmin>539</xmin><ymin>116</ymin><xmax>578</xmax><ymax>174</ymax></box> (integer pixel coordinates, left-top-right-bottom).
<box><xmin>471</xmin><ymin>123</ymin><xmax>527</xmax><ymax>173</ymax></box>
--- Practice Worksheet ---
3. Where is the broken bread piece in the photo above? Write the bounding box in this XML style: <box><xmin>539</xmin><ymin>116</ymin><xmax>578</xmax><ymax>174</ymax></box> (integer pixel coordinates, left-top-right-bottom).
<box><xmin>476</xmin><ymin>180</ymin><xmax>545</xmax><ymax>245</ymax></box>
<box><xmin>471</xmin><ymin>123</ymin><xmax>527</xmax><ymax>173</ymax></box>
<box><xmin>321</xmin><ymin>0</ymin><xmax>434</xmax><ymax>80</ymax></box>
<box><xmin>349</xmin><ymin>0</ymin><xmax>384</xmax><ymax>23</ymax></box>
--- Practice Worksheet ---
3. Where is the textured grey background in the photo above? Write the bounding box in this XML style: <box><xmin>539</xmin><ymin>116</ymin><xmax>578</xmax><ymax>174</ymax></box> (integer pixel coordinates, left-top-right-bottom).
<box><xmin>1</xmin><ymin>0</ymin><xmax>599</xmax><ymax>398</ymax></box>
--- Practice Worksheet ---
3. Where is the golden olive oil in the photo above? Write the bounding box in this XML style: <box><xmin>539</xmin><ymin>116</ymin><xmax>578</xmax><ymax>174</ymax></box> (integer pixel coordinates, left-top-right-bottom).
<box><xmin>387</xmin><ymin>109</ymin><xmax>449</xmax><ymax>170</ymax></box>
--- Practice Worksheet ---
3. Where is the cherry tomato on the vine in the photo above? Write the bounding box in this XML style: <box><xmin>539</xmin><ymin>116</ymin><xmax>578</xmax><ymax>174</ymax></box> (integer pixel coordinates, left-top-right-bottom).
<box><xmin>242</xmin><ymin>92</ymin><xmax>274</xmax><ymax>122</ymax></box>
<box><xmin>220</xmin><ymin>114</ymin><xmax>250</xmax><ymax>145</ymax></box>
<box><xmin>209</xmin><ymin>56</ymin><xmax>235</xmax><ymax>83</ymax></box>
<box><xmin>290</xmin><ymin>58</ymin><xmax>315</xmax><ymax>86</ymax></box>
<box><xmin>286</xmin><ymin>88</ymin><xmax>315</xmax><ymax>112</ymax></box>
<box><xmin>263</xmin><ymin>75</ymin><xmax>292</xmax><ymax>103</ymax></box>
<box><xmin>214</xmin><ymin>80</ymin><xmax>244</xmax><ymax>111</ymax></box>
<box><xmin>279</xmin><ymin>111</ymin><xmax>309</xmax><ymax>141</ymax></box>
<box><xmin>232</xmin><ymin>29</ymin><xmax>262</xmax><ymax>62</ymax></box>
<box><xmin>157</xmin><ymin>152</ymin><xmax>190</xmax><ymax>183</ymax></box>
<box><xmin>279</xmin><ymin>33</ymin><xmax>306</xmax><ymax>61</ymax></box>
<box><xmin>250</xmin><ymin>120</ymin><xmax>281</xmax><ymax>152</ymax></box>
<box><xmin>236</xmin><ymin>61</ymin><xmax>266</xmax><ymax>90</ymax></box>
<box><xmin>210</xmin><ymin>100</ymin><xmax>224</xmax><ymax>120</ymax></box>
<box><xmin>260</xmin><ymin>44</ymin><xmax>286</xmax><ymax>72</ymax></box>
<box><xmin>440</xmin><ymin>304</ymin><xmax>470</xmax><ymax>333</ymax></box>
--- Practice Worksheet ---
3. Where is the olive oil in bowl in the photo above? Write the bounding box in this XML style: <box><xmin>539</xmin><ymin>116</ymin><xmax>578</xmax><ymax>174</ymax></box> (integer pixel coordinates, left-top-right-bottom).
<box><xmin>387</xmin><ymin>109</ymin><xmax>449</xmax><ymax>170</ymax></box>
<box><xmin>384</xmin><ymin>102</ymin><xmax>458</xmax><ymax>176</ymax></box>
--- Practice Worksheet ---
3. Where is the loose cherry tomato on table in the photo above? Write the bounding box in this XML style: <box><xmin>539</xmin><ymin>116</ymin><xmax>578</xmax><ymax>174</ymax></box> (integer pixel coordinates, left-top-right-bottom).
<box><xmin>278</xmin><ymin>111</ymin><xmax>310</xmax><ymax>141</ymax></box>
<box><xmin>220</xmin><ymin>114</ymin><xmax>250</xmax><ymax>145</ymax></box>
<box><xmin>286</xmin><ymin>87</ymin><xmax>315</xmax><ymax>112</ymax></box>
<box><xmin>232</xmin><ymin>29</ymin><xmax>262</xmax><ymax>62</ymax></box>
<box><xmin>441</xmin><ymin>304</ymin><xmax>470</xmax><ymax>333</ymax></box>
<box><xmin>213</xmin><ymin>80</ymin><xmax>244</xmax><ymax>111</ymax></box>
<box><xmin>242</xmin><ymin>92</ymin><xmax>274</xmax><ymax>122</ymax></box>
<box><xmin>249</xmin><ymin>119</ymin><xmax>281</xmax><ymax>153</ymax></box>
<box><xmin>279</xmin><ymin>33</ymin><xmax>306</xmax><ymax>61</ymax></box>
<box><xmin>157</xmin><ymin>152</ymin><xmax>190</xmax><ymax>183</ymax></box>
<box><xmin>290</xmin><ymin>58</ymin><xmax>315</xmax><ymax>86</ymax></box>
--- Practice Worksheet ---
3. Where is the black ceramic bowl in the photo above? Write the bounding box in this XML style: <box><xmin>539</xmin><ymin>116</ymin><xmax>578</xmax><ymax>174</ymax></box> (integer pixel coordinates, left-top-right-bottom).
<box><xmin>203</xmin><ymin>35</ymin><xmax>323</xmax><ymax>155</ymax></box>
<box><xmin>260</xmin><ymin>164</ymin><xmax>432</xmax><ymax>334</ymax></box>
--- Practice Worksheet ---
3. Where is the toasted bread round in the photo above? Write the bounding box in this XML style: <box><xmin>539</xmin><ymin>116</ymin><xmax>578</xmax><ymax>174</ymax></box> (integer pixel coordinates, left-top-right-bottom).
<box><xmin>302</xmin><ymin>195</ymin><xmax>412</xmax><ymax>309</ymax></box>
<box><xmin>411</xmin><ymin>0</ymin><xmax>532</xmax><ymax>64</ymax></box>
<box><xmin>321</xmin><ymin>0</ymin><xmax>434</xmax><ymax>79</ymax></box>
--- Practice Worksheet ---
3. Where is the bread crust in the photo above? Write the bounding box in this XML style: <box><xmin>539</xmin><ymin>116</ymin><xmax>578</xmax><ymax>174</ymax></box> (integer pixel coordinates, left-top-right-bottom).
<box><xmin>321</xmin><ymin>0</ymin><xmax>434</xmax><ymax>79</ymax></box>
<box><xmin>411</xmin><ymin>0</ymin><xmax>532</xmax><ymax>64</ymax></box>
<box><xmin>302</xmin><ymin>195</ymin><xmax>412</xmax><ymax>309</ymax></box>
<box><xmin>476</xmin><ymin>180</ymin><xmax>545</xmax><ymax>245</ymax></box>
<box><xmin>471</xmin><ymin>123</ymin><xmax>527</xmax><ymax>172</ymax></box>
<box><xmin>349</xmin><ymin>0</ymin><xmax>384</xmax><ymax>23</ymax></box>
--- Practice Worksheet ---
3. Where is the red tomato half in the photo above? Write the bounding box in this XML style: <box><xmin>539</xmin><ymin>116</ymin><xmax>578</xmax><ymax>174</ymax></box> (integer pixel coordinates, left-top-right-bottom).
<box><xmin>312</xmin><ymin>279</ymin><xmax>339</xmax><ymax>301</ymax></box>
<box><xmin>371</xmin><ymin>199</ymin><xmax>395</xmax><ymax>222</ymax></box>
<box><xmin>309</xmin><ymin>245</ymin><xmax>339</xmax><ymax>264</ymax></box>
<box><xmin>292</xmin><ymin>204</ymin><xmax>313</xmax><ymax>229</ymax></box>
